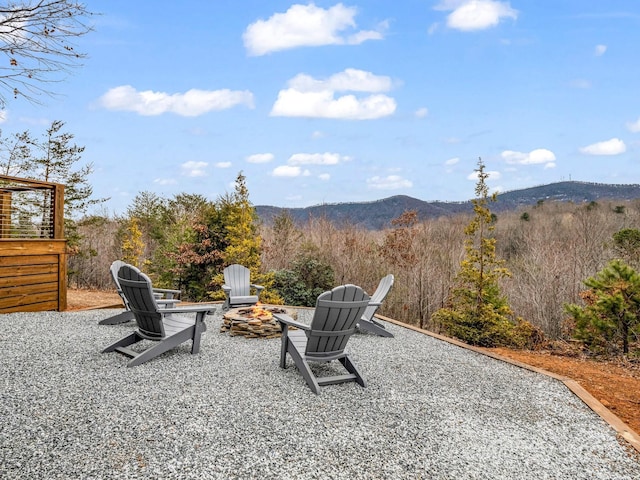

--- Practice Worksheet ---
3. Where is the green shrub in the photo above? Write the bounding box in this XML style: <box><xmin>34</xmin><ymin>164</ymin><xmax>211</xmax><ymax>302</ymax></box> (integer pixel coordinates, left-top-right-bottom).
<box><xmin>433</xmin><ymin>304</ymin><xmax>516</xmax><ymax>347</ymax></box>
<box><xmin>272</xmin><ymin>256</ymin><xmax>335</xmax><ymax>307</ymax></box>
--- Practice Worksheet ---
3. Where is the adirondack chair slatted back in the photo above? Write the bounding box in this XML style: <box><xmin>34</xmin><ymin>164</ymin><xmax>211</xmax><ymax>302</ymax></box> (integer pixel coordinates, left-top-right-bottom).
<box><xmin>224</xmin><ymin>264</ymin><xmax>251</xmax><ymax>296</ymax></box>
<box><xmin>362</xmin><ymin>274</ymin><xmax>394</xmax><ymax>321</ymax></box>
<box><xmin>306</xmin><ymin>285</ymin><xmax>370</xmax><ymax>358</ymax></box>
<box><xmin>110</xmin><ymin>260</ymin><xmax>129</xmax><ymax>308</ymax></box>
<box><xmin>117</xmin><ymin>265</ymin><xmax>165</xmax><ymax>339</ymax></box>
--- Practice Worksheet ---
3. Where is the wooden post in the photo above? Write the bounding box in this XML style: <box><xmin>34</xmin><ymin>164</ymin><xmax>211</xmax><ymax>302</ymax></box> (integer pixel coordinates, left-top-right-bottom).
<box><xmin>0</xmin><ymin>191</ymin><xmax>10</xmax><ymax>238</ymax></box>
<box><xmin>52</xmin><ymin>183</ymin><xmax>64</xmax><ymax>240</ymax></box>
<box><xmin>52</xmin><ymin>182</ymin><xmax>66</xmax><ymax>310</ymax></box>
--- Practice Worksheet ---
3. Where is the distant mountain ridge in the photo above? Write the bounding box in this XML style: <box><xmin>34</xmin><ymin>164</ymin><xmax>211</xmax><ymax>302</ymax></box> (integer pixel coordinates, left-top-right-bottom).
<box><xmin>255</xmin><ymin>181</ymin><xmax>640</xmax><ymax>230</ymax></box>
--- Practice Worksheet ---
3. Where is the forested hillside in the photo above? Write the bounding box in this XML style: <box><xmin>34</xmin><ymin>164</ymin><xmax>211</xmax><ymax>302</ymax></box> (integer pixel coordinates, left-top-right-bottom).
<box><xmin>256</xmin><ymin>181</ymin><xmax>640</xmax><ymax>229</ymax></box>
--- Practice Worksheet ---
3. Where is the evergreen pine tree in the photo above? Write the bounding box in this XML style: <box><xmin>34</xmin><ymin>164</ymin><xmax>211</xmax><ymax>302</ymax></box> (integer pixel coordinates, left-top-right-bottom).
<box><xmin>432</xmin><ymin>159</ymin><xmax>519</xmax><ymax>347</ymax></box>
<box><xmin>565</xmin><ymin>259</ymin><xmax>640</xmax><ymax>355</ymax></box>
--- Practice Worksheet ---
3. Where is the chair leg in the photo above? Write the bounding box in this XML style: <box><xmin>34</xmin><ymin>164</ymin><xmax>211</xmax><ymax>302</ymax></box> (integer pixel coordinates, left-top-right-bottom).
<box><xmin>340</xmin><ymin>355</ymin><xmax>367</xmax><ymax>388</ymax></box>
<box><xmin>102</xmin><ymin>332</ymin><xmax>141</xmax><ymax>353</ymax></box>
<box><xmin>279</xmin><ymin>324</ymin><xmax>289</xmax><ymax>369</ymax></box>
<box><xmin>127</xmin><ymin>328</ymin><xmax>195</xmax><ymax>367</ymax></box>
<box><xmin>98</xmin><ymin>310</ymin><xmax>135</xmax><ymax>325</ymax></box>
<box><xmin>357</xmin><ymin>319</ymin><xmax>394</xmax><ymax>338</ymax></box>
<box><xmin>288</xmin><ymin>344</ymin><xmax>320</xmax><ymax>394</ymax></box>
<box><xmin>191</xmin><ymin>319</ymin><xmax>206</xmax><ymax>354</ymax></box>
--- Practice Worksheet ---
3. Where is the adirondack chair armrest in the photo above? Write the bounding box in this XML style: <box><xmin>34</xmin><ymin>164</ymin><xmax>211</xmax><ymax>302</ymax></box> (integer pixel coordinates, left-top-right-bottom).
<box><xmin>157</xmin><ymin>299</ymin><xmax>181</xmax><ymax>307</ymax></box>
<box><xmin>165</xmin><ymin>304</ymin><xmax>217</xmax><ymax>316</ymax></box>
<box><xmin>251</xmin><ymin>284</ymin><xmax>265</xmax><ymax>294</ymax></box>
<box><xmin>368</xmin><ymin>301</ymin><xmax>382</xmax><ymax>307</ymax></box>
<box><xmin>152</xmin><ymin>287</ymin><xmax>181</xmax><ymax>299</ymax></box>
<box><xmin>273</xmin><ymin>313</ymin><xmax>309</xmax><ymax>331</ymax></box>
<box><xmin>222</xmin><ymin>285</ymin><xmax>232</xmax><ymax>294</ymax></box>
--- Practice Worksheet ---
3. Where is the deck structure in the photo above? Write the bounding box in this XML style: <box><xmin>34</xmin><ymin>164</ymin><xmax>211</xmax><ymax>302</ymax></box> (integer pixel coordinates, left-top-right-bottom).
<box><xmin>0</xmin><ymin>175</ymin><xmax>67</xmax><ymax>313</ymax></box>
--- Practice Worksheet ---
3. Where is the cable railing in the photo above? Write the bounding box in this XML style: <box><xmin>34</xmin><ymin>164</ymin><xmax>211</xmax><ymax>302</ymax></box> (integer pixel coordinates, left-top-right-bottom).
<box><xmin>0</xmin><ymin>175</ymin><xmax>64</xmax><ymax>240</ymax></box>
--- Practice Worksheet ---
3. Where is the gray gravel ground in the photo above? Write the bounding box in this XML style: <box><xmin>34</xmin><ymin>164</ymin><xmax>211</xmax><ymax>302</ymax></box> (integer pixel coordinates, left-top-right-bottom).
<box><xmin>1</xmin><ymin>308</ymin><xmax>639</xmax><ymax>479</ymax></box>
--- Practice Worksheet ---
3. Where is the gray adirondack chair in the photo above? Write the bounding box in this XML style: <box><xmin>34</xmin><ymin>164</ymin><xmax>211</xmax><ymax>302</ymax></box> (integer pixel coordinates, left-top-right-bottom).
<box><xmin>99</xmin><ymin>260</ymin><xmax>182</xmax><ymax>325</ymax></box>
<box><xmin>357</xmin><ymin>274</ymin><xmax>395</xmax><ymax>338</ymax></box>
<box><xmin>274</xmin><ymin>284</ymin><xmax>371</xmax><ymax>394</ymax></box>
<box><xmin>102</xmin><ymin>264</ymin><xmax>215</xmax><ymax>367</ymax></box>
<box><xmin>221</xmin><ymin>264</ymin><xmax>264</xmax><ymax>311</ymax></box>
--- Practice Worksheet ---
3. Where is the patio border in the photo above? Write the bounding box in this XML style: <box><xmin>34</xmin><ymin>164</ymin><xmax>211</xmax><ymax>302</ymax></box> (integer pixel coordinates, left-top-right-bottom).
<box><xmin>377</xmin><ymin>314</ymin><xmax>640</xmax><ymax>454</ymax></box>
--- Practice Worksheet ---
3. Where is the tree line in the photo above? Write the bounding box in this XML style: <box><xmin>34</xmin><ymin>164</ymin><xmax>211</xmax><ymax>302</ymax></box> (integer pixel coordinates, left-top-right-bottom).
<box><xmin>1</xmin><ymin>123</ymin><xmax>638</xmax><ymax>357</ymax></box>
<box><xmin>67</xmin><ymin>161</ymin><xmax>640</xmax><ymax>357</ymax></box>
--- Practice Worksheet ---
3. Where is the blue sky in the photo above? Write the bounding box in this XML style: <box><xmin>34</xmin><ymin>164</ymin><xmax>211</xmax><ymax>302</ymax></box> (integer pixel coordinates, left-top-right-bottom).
<box><xmin>2</xmin><ymin>1</ymin><xmax>640</xmax><ymax>215</ymax></box>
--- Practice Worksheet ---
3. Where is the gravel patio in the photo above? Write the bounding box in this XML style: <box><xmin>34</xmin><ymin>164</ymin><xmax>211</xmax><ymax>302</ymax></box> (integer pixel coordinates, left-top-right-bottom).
<box><xmin>1</xmin><ymin>308</ymin><xmax>639</xmax><ymax>479</ymax></box>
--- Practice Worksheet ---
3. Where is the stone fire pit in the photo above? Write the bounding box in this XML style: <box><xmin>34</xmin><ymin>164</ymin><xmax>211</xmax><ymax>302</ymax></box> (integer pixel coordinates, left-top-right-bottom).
<box><xmin>220</xmin><ymin>305</ymin><xmax>297</xmax><ymax>339</ymax></box>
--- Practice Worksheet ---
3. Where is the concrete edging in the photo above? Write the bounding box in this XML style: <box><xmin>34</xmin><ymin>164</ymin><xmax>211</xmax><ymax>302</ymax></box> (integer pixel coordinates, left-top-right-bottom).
<box><xmin>376</xmin><ymin>314</ymin><xmax>640</xmax><ymax>454</ymax></box>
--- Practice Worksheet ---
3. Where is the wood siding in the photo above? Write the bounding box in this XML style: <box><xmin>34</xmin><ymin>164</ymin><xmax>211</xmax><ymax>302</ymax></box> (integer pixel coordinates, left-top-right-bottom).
<box><xmin>0</xmin><ymin>240</ymin><xmax>67</xmax><ymax>313</ymax></box>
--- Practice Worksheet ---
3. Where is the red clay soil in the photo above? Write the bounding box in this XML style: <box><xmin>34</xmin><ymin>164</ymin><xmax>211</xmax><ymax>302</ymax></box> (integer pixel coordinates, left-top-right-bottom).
<box><xmin>67</xmin><ymin>289</ymin><xmax>640</xmax><ymax>435</ymax></box>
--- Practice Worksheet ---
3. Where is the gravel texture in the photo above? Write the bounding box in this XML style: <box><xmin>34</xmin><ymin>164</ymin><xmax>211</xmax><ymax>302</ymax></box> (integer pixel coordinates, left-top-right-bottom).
<box><xmin>1</xmin><ymin>308</ymin><xmax>639</xmax><ymax>479</ymax></box>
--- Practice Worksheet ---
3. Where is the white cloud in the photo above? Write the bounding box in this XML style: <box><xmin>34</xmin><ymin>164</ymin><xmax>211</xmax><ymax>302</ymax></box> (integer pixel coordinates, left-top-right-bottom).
<box><xmin>501</xmin><ymin>148</ymin><xmax>556</xmax><ymax>167</ymax></box>
<box><xmin>271</xmin><ymin>69</ymin><xmax>397</xmax><ymax>120</ymax></box>
<box><xmin>288</xmin><ymin>152</ymin><xmax>350</xmax><ymax>165</ymax></box>
<box><xmin>272</xmin><ymin>89</ymin><xmax>396</xmax><ymax>120</ymax></box>
<box><xmin>626</xmin><ymin>117</ymin><xmax>640</xmax><ymax>133</ymax></box>
<box><xmin>288</xmin><ymin>69</ymin><xmax>393</xmax><ymax>93</ymax></box>
<box><xmin>467</xmin><ymin>170</ymin><xmax>501</xmax><ymax>180</ymax></box>
<box><xmin>272</xmin><ymin>165</ymin><xmax>302</xmax><ymax>177</ymax></box>
<box><xmin>318</xmin><ymin>173</ymin><xmax>331</xmax><ymax>181</ymax></box>
<box><xmin>215</xmin><ymin>162</ymin><xmax>232</xmax><ymax>168</ymax></box>
<box><xmin>154</xmin><ymin>178</ymin><xmax>177</xmax><ymax>186</ymax></box>
<box><xmin>246</xmin><ymin>153</ymin><xmax>274</xmax><ymax>164</ymax></box>
<box><xmin>366</xmin><ymin>175</ymin><xmax>412</xmax><ymax>190</ymax></box>
<box><xmin>415</xmin><ymin>107</ymin><xmax>429</xmax><ymax>118</ymax></box>
<box><xmin>347</xmin><ymin>22</ymin><xmax>388</xmax><ymax>44</ymax></box>
<box><xmin>243</xmin><ymin>3</ymin><xmax>386</xmax><ymax>56</ymax></box>
<box><xmin>98</xmin><ymin>85</ymin><xmax>254</xmax><ymax>116</ymax></box>
<box><xmin>0</xmin><ymin>110</ymin><xmax>7</xmax><ymax>123</ymax></box>
<box><xmin>445</xmin><ymin>157</ymin><xmax>460</xmax><ymax>166</ymax></box>
<box><xmin>580</xmin><ymin>138</ymin><xmax>626</xmax><ymax>156</ymax></box>
<box><xmin>594</xmin><ymin>44</ymin><xmax>607</xmax><ymax>56</ymax></box>
<box><xmin>435</xmin><ymin>0</ymin><xmax>518</xmax><ymax>32</ymax></box>
<box><xmin>181</xmin><ymin>161</ymin><xmax>208</xmax><ymax>177</ymax></box>
<box><xmin>311</xmin><ymin>130</ymin><xmax>325</xmax><ymax>139</ymax></box>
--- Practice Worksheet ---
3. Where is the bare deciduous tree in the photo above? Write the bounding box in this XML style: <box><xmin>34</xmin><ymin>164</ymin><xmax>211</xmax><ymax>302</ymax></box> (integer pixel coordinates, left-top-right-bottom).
<box><xmin>0</xmin><ymin>1</ymin><xmax>94</xmax><ymax>107</ymax></box>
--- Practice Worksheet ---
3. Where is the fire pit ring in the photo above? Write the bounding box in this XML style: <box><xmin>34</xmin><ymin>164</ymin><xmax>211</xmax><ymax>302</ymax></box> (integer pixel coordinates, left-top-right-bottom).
<box><xmin>220</xmin><ymin>305</ymin><xmax>297</xmax><ymax>339</ymax></box>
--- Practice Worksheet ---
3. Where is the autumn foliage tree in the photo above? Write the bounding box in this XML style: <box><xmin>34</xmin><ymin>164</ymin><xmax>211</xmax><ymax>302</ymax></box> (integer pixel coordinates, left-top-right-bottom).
<box><xmin>120</xmin><ymin>217</ymin><xmax>144</xmax><ymax>267</ymax></box>
<box><xmin>151</xmin><ymin>194</ymin><xmax>224</xmax><ymax>300</ymax></box>
<box><xmin>210</xmin><ymin>172</ymin><xmax>282</xmax><ymax>304</ymax></box>
<box><xmin>219</xmin><ymin>172</ymin><xmax>261</xmax><ymax>269</ymax></box>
